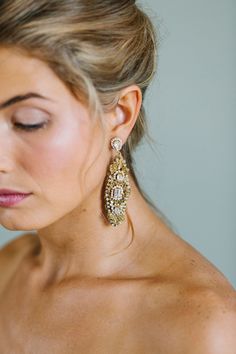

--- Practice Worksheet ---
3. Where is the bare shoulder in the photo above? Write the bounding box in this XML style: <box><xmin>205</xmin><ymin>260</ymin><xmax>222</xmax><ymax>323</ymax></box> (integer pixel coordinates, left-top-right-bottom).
<box><xmin>174</xmin><ymin>274</ymin><xmax>236</xmax><ymax>354</ymax></box>
<box><xmin>148</xmin><ymin>228</ymin><xmax>236</xmax><ymax>353</ymax></box>
<box><xmin>179</xmin><ymin>287</ymin><xmax>236</xmax><ymax>354</ymax></box>
<box><xmin>0</xmin><ymin>232</ymin><xmax>39</xmax><ymax>292</ymax></box>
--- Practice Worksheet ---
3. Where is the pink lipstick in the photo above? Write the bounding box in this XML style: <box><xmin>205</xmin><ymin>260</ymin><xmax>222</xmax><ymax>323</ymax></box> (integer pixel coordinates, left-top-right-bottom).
<box><xmin>0</xmin><ymin>189</ymin><xmax>31</xmax><ymax>207</ymax></box>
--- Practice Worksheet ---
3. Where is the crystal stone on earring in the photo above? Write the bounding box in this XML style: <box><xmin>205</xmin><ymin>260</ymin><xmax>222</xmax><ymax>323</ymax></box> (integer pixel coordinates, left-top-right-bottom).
<box><xmin>111</xmin><ymin>186</ymin><xmax>123</xmax><ymax>200</ymax></box>
<box><xmin>111</xmin><ymin>137</ymin><xmax>122</xmax><ymax>151</ymax></box>
<box><xmin>114</xmin><ymin>206</ymin><xmax>122</xmax><ymax>215</ymax></box>
<box><xmin>116</xmin><ymin>172</ymin><xmax>124</xmax><ymax>182</ymax></box>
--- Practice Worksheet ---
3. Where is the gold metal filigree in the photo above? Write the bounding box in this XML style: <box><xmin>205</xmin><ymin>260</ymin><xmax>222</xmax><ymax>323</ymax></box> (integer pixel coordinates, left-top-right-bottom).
<box><xmin>104</xmin><ymin>151</ymin><xmax>131</xmax><ymax>227</ymax></box>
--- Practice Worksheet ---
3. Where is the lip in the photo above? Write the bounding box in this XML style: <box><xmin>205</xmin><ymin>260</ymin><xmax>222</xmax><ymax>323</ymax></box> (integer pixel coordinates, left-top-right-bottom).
<box><xmin>0</xmin><ymin>188</ymin><xmax>31</xmax><ymax>195</ymax></box>
<box><xmin>0</xmin><ymin>193</ymin><xmax>31</xmax><ymax>207</ymax></box>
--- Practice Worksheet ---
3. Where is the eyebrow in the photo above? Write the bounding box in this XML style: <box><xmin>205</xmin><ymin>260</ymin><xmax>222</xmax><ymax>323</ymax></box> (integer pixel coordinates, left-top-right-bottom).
<box><xmin>0</xmin><ymin>92</ymin><xmax>53</xmax><ymax>111</ymax></box>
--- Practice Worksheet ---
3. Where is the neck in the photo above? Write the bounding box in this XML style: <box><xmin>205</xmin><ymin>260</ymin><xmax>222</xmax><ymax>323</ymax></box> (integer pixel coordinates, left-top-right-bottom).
<box><xmin>33</xmin><ymin>177</ymin><xmax>159</xmax><ymax>286</ymax></box>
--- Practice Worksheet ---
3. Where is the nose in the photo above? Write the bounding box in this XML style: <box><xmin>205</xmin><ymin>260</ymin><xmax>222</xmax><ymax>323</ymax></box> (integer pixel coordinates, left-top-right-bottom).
<box><xmin>0</xmin><ymin>125</ymin><xmax>15</xmax><ymax>173</ymax></box>
<box><xmin>0</xmin><ymin>155</ymin><xmax>14</xmax><ymax>173</ymax></box>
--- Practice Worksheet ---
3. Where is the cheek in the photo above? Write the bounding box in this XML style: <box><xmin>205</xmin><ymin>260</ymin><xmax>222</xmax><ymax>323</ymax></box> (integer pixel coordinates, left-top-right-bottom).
<box><xmin>22</xmin><ymin>123</ymin><xmax>91</xmax><ymax>199</ymax></box>
<box><xmin>19</xmin><ymin>119</ymin><xmax>106</xmax><ymax>205</ymax></box>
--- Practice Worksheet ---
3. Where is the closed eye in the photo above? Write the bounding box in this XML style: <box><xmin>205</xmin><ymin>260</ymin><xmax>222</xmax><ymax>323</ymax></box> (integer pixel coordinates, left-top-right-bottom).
<box><xmin>14</xmin><ymin>122</ymin><xmax>47</xmax><ymax>131</ymax></box>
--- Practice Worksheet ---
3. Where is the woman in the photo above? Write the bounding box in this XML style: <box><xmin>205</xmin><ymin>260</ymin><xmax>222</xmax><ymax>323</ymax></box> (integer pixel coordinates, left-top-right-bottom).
<box><xmin>0</xmin><ymin>0</ymin><xmax>235</xmax><ymax>353</ymax></box>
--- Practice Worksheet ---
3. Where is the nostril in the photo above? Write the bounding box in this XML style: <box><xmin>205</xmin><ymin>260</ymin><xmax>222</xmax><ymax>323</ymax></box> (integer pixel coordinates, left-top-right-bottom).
<box><xmin>0</xmin><ymin>156</ymin><xmax>14</xmax><ymax>172</ymax></box>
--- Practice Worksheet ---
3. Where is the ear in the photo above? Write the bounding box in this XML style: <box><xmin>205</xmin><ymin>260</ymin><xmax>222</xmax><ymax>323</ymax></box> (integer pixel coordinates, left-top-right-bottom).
<box><xmin>104</xmin><ymin>85</ymin><xmax>142</xmax><ymax>144</ymax></box>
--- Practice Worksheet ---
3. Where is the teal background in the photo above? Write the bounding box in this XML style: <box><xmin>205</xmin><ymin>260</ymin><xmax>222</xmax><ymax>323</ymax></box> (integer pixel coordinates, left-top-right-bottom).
<box><xmin>134</xmin><ymin>0</ymin><xmax>236</xmax><ymax>287</ymax></box>
<box><xmin>0</xmin><ymin>0</ymin><xmax>235</xmax><ymax>287</ymax></box>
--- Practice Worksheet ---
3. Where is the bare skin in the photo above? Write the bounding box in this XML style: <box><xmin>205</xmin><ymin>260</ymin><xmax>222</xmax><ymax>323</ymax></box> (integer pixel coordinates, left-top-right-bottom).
<box><xmin>1</xmin><ymin>210</ymin><xmax>236</xmax><ymax>354</ymax></box>
<box><xmin>0</xmin><ymin>47</ymin><xmax>236</xmax><ymax>354</ymax></box>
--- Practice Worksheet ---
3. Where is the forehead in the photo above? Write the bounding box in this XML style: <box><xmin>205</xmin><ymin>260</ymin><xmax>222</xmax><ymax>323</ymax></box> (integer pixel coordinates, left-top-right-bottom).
<box><xmin>0</xmin><ymin>47</ymin><xmax>69</xmax><ymax>101</ymax></box>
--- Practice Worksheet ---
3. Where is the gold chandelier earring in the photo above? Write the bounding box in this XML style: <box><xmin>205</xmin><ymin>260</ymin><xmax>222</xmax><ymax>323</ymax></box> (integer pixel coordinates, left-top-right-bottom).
<box><xmin>104</xmin><ymin>137</ymin><xmax>131</xmax><ymax>227</ymax></box>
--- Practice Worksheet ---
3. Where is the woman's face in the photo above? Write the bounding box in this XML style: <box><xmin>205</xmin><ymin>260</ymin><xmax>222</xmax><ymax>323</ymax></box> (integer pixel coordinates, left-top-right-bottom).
<box><xmin>0</xmin><ymin>47</ymin><xmax>109</xmax><ymax>231</ymax></box>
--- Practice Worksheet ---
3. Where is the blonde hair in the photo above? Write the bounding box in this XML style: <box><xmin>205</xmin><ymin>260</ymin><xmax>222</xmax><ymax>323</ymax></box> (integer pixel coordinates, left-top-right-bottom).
<box><xmin>0</xmin><ymin>0</ymin><xmax>174</xmax><ymax>229</ymax></box>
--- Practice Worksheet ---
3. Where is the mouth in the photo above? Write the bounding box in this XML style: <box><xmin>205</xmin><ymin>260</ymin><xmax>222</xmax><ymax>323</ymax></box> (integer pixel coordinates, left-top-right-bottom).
<box><xmin>0</xmin><ymin>193</ymin><xmax>32</xmax><ymax>207</ymax></box>
<box><xmin>0</xmin><ymin>188</ymin><xmax>31</xmax><ymax>194</ymax></box>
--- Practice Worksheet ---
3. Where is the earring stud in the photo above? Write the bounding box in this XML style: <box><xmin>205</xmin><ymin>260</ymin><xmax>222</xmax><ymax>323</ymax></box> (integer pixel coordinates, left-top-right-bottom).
<box><xmin>110</xmin><ymin>137</ymin><xmax>122</xmax><ymax>151</ymax></box>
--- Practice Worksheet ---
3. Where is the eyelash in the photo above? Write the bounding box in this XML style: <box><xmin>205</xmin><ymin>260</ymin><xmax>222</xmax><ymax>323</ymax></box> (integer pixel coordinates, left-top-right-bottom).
<box><xmin>14</xmin><ymin>122</ymin><xmax>47</xmax><ymax>131</ymax></box>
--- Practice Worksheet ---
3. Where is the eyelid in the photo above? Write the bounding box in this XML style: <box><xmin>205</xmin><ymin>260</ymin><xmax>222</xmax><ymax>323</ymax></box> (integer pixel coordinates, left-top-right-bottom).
<box><xmin>13</xmin><ymin>106</ymin><xmax>50</xmax><ymax>122</ymax></box>
<box><xmin>14</xmin><ymin>121</ymin><xmax>48</xmax><ymax>131</ymax></box>
<box><xmin>14</xmin><ymin>120</ymin><xmax>47</xmax><ymax>126</ymax></box>
<box><xmin>15</xmin><ymin>122</ymin><xmax>46</xmax><ymax>127</ymax></box>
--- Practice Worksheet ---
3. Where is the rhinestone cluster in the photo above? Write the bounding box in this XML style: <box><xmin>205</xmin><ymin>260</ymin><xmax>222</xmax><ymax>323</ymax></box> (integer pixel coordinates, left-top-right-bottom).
<box><xmin>104</xmin><ymin>146</ymin><xmax>131</xmax><ymax>227</ymax></box>
<box><xmin>111</xmin><ymin>137</ymin><xmax>122</xmax><ymax>151</ymax></box>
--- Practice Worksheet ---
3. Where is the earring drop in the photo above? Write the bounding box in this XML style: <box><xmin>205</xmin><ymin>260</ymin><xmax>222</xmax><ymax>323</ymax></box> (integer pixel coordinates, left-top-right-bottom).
<box><xmin>104</xmin><ymin>137</ymin><xmax>131</xmax><ymax>227</ymax></box>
